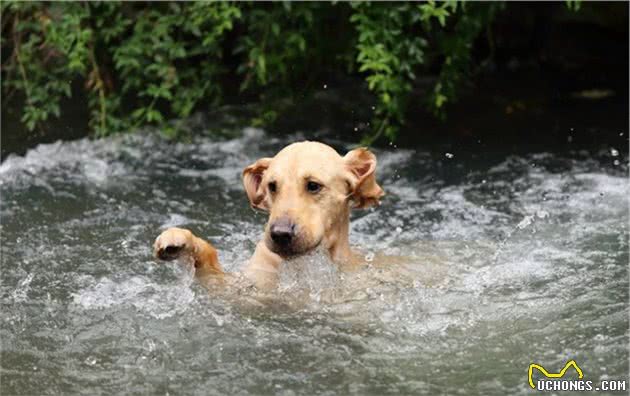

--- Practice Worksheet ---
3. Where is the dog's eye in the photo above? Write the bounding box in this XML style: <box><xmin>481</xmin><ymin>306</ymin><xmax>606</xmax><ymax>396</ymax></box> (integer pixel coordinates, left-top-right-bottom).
<box><xmin>268</xmin><ymin>181</ymin><xmax>277</xmax><ymax>193</ymax></box>
<box><xmin>306</xmin><ymin>181</ymin><xmax>322</xmax><ymax>193</ymax></box>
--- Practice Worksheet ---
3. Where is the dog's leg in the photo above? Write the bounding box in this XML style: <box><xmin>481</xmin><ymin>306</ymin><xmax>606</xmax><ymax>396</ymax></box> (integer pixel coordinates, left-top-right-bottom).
<box><xmin>153</xmin><ymin>227</ymin><xmax>223</xmax><ymax>277</ymax></box>
<box><xmin>242</xmin><ymin>241</ymin><xmax>283</xmax><ymax>290</ymax></box>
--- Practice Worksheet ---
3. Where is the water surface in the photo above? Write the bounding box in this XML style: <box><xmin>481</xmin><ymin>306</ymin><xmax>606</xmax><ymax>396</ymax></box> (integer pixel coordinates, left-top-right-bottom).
<box><xmin>1</xmin><ymin>129</ymin><xmax>628</xmax><ymax>395</ymax></box>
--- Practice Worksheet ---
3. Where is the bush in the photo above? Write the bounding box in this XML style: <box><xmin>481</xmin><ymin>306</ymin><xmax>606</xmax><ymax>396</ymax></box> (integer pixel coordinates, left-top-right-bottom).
<box><xmin>2</xmin><ymin>2</ymin><xmax>513</xmax><ymax>142</ymax></box>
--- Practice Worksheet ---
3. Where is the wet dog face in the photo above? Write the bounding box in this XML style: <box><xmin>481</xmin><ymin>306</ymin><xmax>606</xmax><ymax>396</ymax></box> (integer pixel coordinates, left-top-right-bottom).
<box><xmin>242</xmin><ymin>141</ymin><xmax>384</xmax><ymax>258</ymax></box>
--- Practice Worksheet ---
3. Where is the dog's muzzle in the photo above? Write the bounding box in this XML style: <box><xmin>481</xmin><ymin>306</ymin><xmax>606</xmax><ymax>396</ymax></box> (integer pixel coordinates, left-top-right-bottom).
<box><xmin>269</xmin><ymin>217</ymin><xmax>296</xmax><ymax>247</ymax></box>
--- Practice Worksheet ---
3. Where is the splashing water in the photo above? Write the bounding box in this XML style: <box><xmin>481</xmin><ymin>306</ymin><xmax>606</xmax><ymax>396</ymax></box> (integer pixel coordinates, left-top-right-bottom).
<box><xmin>1</xmin><ymin>129</ymin><xmax>628</xmax><ymax>395</ymax></box>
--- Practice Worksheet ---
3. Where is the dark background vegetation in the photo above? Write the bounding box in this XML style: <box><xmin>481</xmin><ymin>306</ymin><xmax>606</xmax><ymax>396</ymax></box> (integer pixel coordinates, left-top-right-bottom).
<box><xmin>1</xmin><ymin>2</ymin><xmax>628</xmax><ymax>158</ymax></box>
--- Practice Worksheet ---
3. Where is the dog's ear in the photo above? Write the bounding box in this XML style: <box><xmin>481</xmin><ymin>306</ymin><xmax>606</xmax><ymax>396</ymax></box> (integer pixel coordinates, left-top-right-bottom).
<box><xmin>344</xmin><ymin>147</ymin><xmax>384</xmax><ymax>209</ymax></box>
<box><xmin>242</xmin><ymin>157</ymin><xmax>272</xmax><ymax>211</ymax></box>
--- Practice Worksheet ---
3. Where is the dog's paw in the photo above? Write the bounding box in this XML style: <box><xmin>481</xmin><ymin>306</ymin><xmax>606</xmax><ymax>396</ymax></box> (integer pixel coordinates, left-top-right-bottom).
<box><xmin>153</xmin><ymin>227</ymin><xmax>195</xmax><ymax>261</ymax></box>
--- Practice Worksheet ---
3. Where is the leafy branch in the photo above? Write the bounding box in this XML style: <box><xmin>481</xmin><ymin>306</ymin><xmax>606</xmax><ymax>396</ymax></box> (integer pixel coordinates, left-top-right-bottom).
<box><xmin>1</xmin><ymin>2</ymin><xmax>582</xmax><ymax>143</ymax></box>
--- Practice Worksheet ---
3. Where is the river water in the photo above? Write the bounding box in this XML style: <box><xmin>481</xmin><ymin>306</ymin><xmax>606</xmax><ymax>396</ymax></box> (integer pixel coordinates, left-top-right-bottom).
<box><xmin>1</xmin><ymin>128</ymin><xmax>628</xmax><ymax>395</ymax></box>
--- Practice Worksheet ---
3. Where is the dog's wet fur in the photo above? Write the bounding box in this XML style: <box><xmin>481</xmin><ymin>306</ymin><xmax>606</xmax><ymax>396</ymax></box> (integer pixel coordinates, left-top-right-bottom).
<box><xmin>154</xmin><ymin>141</ymin><xmax>384</xmax><ymax>289</ymax></box>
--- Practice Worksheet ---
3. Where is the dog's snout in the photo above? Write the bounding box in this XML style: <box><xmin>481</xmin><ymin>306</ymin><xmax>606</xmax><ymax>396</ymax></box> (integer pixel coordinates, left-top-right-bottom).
<box><xmin>270</xmin><ymin>218</ymin><xmax>296</xmax><ymax>247</ymax></box>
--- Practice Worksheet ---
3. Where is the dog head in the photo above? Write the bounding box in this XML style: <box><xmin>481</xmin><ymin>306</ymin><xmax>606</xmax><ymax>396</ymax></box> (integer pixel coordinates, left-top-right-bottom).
<box><xmin>243</xmin><ymin>141</ymin><xmax>384</xmax><ymax>257</ymax></box>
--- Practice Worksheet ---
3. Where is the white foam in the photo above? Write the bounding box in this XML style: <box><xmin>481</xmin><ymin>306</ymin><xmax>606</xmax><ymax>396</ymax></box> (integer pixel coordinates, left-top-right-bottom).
<box><xmin>72</xmin><ymin>265</ymin><xmax>196</xmax><ymax>319</ymax></box>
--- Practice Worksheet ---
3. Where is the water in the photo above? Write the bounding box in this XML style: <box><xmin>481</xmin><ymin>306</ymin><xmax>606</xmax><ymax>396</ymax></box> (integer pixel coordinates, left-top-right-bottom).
<box><xmin>1</xmin><ymin>128</ymin><xmax>628</xmax><ymax>395</ymax></box>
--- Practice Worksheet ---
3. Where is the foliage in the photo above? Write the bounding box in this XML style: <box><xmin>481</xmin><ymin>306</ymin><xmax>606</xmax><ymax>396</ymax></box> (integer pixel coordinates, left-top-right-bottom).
<box><xmin>565</xmin><ymin>0</ymin><xmax>582</xmax><ymax>12</ymax></box>
<box><xmin>0</xmin><ymin>2</ymin><xmax>578</xmax><ymax>142</ymax></box>
<box><xmin>349</xmin><ymin>1</ymin><xmax>501</xmax><ymax>143</ymax></box>
<box><xmin>427</xmin><ymin>3</ymin><xmax>501</xmax><ymax>119</ymax></box>
<box><xmin>2</xmin><ymin>2</ymin><xmax>241</xmax><ymax>136</ymax></box>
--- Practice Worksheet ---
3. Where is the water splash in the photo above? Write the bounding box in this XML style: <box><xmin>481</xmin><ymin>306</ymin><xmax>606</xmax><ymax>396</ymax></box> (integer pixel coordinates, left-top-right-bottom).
<box><xmin>1</xmin><ymin>130</ymin><xmax>627</xmax><ymax>395</ymax></box>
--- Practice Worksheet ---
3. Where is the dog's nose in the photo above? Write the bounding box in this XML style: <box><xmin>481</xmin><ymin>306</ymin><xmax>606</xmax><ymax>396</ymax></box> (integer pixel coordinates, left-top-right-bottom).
<box><xmin>270</xmin><ymin>218</ymin><xmax>296</xmax><ymax>247</ymax></box>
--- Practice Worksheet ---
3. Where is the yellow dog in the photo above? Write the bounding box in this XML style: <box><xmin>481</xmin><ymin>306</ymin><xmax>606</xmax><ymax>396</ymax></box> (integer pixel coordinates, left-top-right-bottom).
<box><xmin>153</xmin><ymin>141</ymin><xmax>384</xmax><ymax>289</ymax></box>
